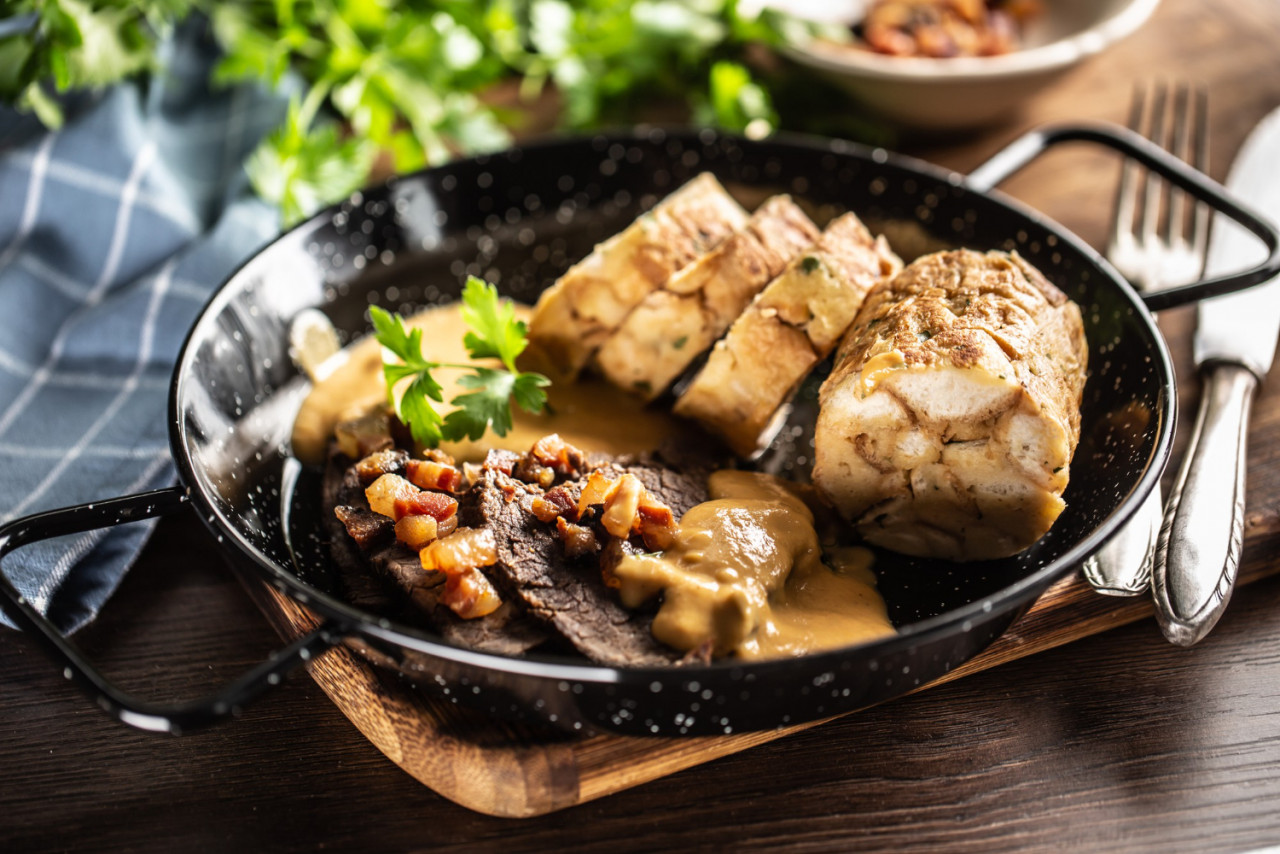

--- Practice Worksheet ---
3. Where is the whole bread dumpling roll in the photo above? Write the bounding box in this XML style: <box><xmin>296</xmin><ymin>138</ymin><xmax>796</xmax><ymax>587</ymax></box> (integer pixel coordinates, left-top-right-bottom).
<box><xmin>812</xmin><ymin>249</ymin><xmax>1087</xmax><ymax>561</ymax></box>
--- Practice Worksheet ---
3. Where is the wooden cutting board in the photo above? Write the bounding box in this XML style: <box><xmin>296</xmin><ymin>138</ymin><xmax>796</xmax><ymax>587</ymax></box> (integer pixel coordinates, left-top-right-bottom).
<box><xmin>244</xmin><ymin>308</ymin><xmax>1280</xmax><ymax>818</ymax></box>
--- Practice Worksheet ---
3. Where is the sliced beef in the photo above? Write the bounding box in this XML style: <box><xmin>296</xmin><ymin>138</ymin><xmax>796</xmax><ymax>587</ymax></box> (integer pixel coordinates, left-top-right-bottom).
<box><xmin>460</xmin><ymin>466</ymin><xmax>682</xmax><ymax>667</ymax></box>
<box><xmin>326</xmin><ymin>439</ymin><xmax>716</xmax><ymax>667</ymax></box>
<box><xmin>407</xmin><ymin>586</ymin><xmax>550</xmax><ymax>657</ymax></box>
<box><xmin>323</xmin><ymin>450</ymin><xmax>550</xmax><ymax>656</ymax></box>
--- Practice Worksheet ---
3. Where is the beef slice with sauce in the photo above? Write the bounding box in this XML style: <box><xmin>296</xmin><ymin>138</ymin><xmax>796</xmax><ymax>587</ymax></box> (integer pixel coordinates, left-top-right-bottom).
<box><xmin>459</xmin><ymin>459</ymin><xmax>710</xmax><ymax>668</ymax></box>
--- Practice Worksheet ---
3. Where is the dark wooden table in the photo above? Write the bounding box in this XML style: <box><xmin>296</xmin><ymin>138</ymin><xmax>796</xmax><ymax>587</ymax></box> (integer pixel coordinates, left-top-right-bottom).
<box><xmin>5</xmin><ymin>0</ymin><xmax>1280</xmax><ymax>850</ymax></box>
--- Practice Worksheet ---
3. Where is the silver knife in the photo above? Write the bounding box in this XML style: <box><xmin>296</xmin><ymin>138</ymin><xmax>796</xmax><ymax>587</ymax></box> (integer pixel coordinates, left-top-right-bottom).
<box><xmin>1153</xmin><ymin>105</ymin><xmax>1280</xmax><ymax>646</ymax></box>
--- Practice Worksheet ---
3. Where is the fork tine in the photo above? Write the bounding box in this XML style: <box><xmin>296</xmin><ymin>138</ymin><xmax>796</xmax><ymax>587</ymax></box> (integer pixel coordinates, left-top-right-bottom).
<box><xmin>1165</xmin><ymin>82</ymin><xmax>1193</xmax><ymax>249</ymax></box>
<box><xmin>1189</xmin><ymin>85</ymin><xmax>1211</xmax><ymax>277</ymax></box>
<box><xmin>1109</xmin><ymin>85</ymin><xmax>1146</xmax><ymax>256</ymax></box>
<box><xmin>1140</xmin><ymin>82</ymin><xmax>1169</xmax><ymax>255</ymax></box>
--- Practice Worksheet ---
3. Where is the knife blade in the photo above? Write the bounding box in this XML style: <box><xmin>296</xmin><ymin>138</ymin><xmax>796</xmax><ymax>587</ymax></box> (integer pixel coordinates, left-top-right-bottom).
<box><xmin>1153</xmin><ymin>104</ymin><xmax>1280</xmax><ymax>645</ymax></box>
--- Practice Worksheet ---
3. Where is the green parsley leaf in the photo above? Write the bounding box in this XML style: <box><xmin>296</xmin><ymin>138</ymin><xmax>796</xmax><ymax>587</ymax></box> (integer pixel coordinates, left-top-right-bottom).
<box><xmin>369</xmin><ymin>285</ymin><xmax>550</xmax><ymax>448</ymax></box>
<box><xmin>459</xmin><ymin>276</ymin><xmax>528</xmax><ymax>370</ymax></box>
<box><xmin>393</xmin><ymin>375</ymin><xmax>442</xmax><ymax>447</ymax></box>
<box><xmin>510</xmin><ymin>370</ymin><xmax>552</xmax><ymax>415</ymax></box>
<box><xmin>447</xmin><ymin>367</ymin><xmax>518</xmax><ymax>440</ymax></box>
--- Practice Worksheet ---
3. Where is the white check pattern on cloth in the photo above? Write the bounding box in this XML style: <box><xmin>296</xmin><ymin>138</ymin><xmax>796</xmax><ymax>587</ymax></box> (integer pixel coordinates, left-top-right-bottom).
<box><xmin>0</xmin><ymin>20</ymin><xmax>287</xmax><ymax>633</ymax></box>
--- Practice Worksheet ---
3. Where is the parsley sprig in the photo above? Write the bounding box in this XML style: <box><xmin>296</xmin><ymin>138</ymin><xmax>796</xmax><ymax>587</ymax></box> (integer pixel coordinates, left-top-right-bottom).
<box><xmin>370</xmin><ymin>277</ymin><xmax>550</xmax><ymax>447</ymax></box>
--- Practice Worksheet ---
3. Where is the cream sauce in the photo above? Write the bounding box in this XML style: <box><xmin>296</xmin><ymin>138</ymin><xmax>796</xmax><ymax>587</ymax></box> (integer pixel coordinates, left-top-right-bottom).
<box><xmin>291</xmin><ymin>303</ymin><xmax>685</xmax><ymax>464</ymax></box>
<box><xmin>612</xmin><ymin>470</ymin><xmax>896</xmax><ymax>659</ymax></box>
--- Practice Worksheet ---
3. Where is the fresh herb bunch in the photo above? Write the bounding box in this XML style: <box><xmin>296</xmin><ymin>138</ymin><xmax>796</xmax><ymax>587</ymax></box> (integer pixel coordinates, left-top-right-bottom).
<box><xmin>370</xmin><ymin>276</ymin><xmax>550</xmax><ymax>447</ymax></box>
<box><xmin>0</xmin><ymin>0</ymin><xmax>195</xmax><ymax>128</ymax></box>
<box><xmin>0</xmin><ymin>1</ymin><xmax>843</xmax><ymax>225</ymax></box>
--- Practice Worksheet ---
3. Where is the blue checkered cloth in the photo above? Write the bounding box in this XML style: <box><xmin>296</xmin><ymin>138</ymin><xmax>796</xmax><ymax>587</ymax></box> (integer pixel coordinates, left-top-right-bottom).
<box><xmin>0</xmin><ymin>21</ymin><xmax>287</xmax><ymax>633</ymax></box>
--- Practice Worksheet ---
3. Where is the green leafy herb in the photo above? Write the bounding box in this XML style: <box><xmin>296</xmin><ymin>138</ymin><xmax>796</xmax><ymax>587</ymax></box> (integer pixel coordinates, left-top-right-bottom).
<box><xmin>370</xmin><ymin>277</ymin><xmax>550</xmax><ymax>447</ymax></box>
<box><xmin>0</xmin><ymin>0</ymin><xmax>193</xmax><ymax>128</ymax></box>
<box><xmin>245</xmin><ymin>89</ymin><xmax>377</xmax><ymax>227</ymax></box>
<box><xmin>1</xmin><ymin>1</ymin><xmax>874</xmax><ymax>222</ymax></box>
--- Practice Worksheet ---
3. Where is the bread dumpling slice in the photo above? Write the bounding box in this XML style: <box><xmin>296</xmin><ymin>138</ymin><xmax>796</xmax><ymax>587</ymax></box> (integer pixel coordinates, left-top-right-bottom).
<box><xmin>811</xmin><ymin>249</ymin><xmax>1088</xmax><ymax>561</ymax></box>
<box><xmin>674</xmin><ymin>211</ymin><xmax>902</xmax><ymax>457</ymax></box>
<box><xmin>594</xmin><ymin>195</ymin><xmax>820</xmax><ymax>401</ymax></box>
<box><xmin>527</xmin><ymin>173</ymin><xmax>748</xmax><ymax>379</ymax></box>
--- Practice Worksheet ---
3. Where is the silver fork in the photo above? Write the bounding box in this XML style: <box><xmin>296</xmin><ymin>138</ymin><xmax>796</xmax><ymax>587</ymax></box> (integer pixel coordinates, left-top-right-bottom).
<box><xmin>1083</xmin><ymin>81</ymin><xmax>1210</xmax><ymax>597</ymax></box>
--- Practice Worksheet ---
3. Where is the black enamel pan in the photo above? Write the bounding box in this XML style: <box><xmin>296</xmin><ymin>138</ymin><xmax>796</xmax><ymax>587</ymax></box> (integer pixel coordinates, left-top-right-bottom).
<box><xmin>2</xmin><ymin>126</ymin><xmax>1278</xmax><ymax>737</ymax></box>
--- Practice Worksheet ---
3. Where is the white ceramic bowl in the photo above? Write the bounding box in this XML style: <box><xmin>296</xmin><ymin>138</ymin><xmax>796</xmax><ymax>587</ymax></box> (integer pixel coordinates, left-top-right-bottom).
<box><xmin>779</xmin><ymin>0</ymin><xmax>1161</xmax><ymax>131</ymax></box>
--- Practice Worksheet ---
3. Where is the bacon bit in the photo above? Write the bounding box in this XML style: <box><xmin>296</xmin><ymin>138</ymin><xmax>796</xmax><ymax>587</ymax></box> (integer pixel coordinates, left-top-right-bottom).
<box><xmin>394</xmin><ymin>514</ymin><xmax>439</xmax><ymax>550</ymax></box>
<box><xmin>514</xmin><ymin>436</ymin><xmax>588</xmax><ymax>487</ymax></box>
<box><xmin>334</xmin><ymin>505</ymin><xmax>392</xmax><ymax>549</ymax></box>
<box><xmin>422</xmin><ymin>448</ymin><xmax>457</xmax><ymax>466</ymax></box>
<box><xmin>636</xmin><ymin>497</ymin><xmax>677</xmax><ymax>551</ymax></box>
<box><xmin>365</xmin><ymin>473</ymin><xmax>459</xmax><ymax>522</ymax></box>
<box><xmin>576</xmin><ymin>470</ymin><xmax>618</xmax><ymax>517</ymax></box>
<box><xmin>601</xmin><ymin>474</ymin><xmax>643</xmax><ymax>539</ymax></box>
<box><xmin>574</xmin><ymin>470</ymin><xmax>678</xmax><ymax>547</ymax></box>
<box><xmin>529</xmin><ymin>434</ymin><xmax>586</xmax><ymax>477</ymax></box>
<box><xmin>481</xmin><ymin>449</ymin><xmax>520</xmax><ymax>475</ymax></box>
<box><xmin>335</xmin><ymin>412</ymin><xmax>394</xmax><ymax>459</ymax></box>
<box><xmin>419</xmin><ymin>527</ymin><xmax>499</xmax><ymax>574</ymax></box>
<box><xmin>354</xmin><ymin>449</ymin><xmax>409</xmax><ymax>485</ymax></box>
<box><xmin>530</xmin><ymin>484</ymin><xmax>578</xmax><ymax>523</ymax></box>
<box><xmin>395</xmin><ymin>489</ymin><xmax>458</xmax><ymax>522</ymax></box>
<box><xmin>365</xmin><ymin>475</ymin><xmax>411</xmax><ymax>518</ymax></box>
<box><xmin>598</xmin><ymin>537</ymin><xmax>641</xmax><ymax>592</ymax></box>
<box><xmin>405</xmin><ymin>458</ymin><xmax>464</xmax><ymax>493</ymax></box>
<box><xmin>440</xmin><ymin>568</ymin><xmax>502</xmax><ymax>620</ymax></box>
<box><xmin>556</xmin><ymin>517</ymin><xmax>599</xmax><ymax>558</ymax></box>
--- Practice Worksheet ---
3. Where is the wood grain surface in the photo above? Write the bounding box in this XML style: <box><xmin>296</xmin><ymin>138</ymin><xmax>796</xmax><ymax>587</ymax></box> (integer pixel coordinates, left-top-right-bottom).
<box><xmin>4</xmin><ymin>0</ymin><xmax>1280</xmax><ymax>850</ymax></box>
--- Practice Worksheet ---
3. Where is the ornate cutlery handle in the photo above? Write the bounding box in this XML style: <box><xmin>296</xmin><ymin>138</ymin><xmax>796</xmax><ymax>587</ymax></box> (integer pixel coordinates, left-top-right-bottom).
<box><xmin>1154</xmin><ymin>363</ymin><xmax>1257</xmax><ymax>646</ymax></box>
<box><xmin>1083</xmin><ymin>489</ymin><xmax>1159</xmax><ymax>596</ymax></box>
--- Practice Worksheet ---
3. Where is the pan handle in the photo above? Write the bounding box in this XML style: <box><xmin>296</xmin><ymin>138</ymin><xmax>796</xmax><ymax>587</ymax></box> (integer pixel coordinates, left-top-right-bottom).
<box><xmin>0</xmin><ymin>487</ymin><xmax>345</xmax><ymax>734</ymax></box>
<box><xmin>966</xmin><ymin>122</ymin><xmax>1280</xmax><ymax>311</ymax></box>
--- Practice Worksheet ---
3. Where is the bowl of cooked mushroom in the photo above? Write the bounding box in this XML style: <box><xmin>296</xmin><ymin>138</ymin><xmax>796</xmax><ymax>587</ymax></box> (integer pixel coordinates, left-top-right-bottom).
<box><xmin>773</xmin><ymin>0</ymin><xmax>1161</xmax><ymax>131</ymax></box>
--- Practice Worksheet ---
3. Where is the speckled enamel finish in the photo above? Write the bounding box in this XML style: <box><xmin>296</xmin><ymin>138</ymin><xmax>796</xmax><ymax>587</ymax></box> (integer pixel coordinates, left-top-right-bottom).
<box><xmin>170</xmin><ymin>129</ymin><xmax>1179</xmax><ymax>736</ymax></box>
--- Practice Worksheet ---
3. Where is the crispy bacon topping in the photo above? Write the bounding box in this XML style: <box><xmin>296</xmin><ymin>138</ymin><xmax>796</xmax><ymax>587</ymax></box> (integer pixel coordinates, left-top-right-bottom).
<box><xmin>601</xmin><ymin>474</ymin><xmax>644</xmax><ymax>539</ymax></box>
<box><xmin>556</xmin><ymin>517</ymin><xmax>599</xmax><ymax>558</ymax></box>
<box><xmin>394</xmin><ymin>514</ymin><xmax>439</xmax><ymax>550</ymax></box>
<box><xmin>354</xmin><ymin>449</ymin><xmax>409</xmax><ymax>485</ymax></box>
<box><xmin>530</xmin><ymin>484</ymin><xmax>578</xmax><ymax>523</ymax></box>
<box><xmin>481</xmin><ymin>449</ymin><xmax>520</xmax><ymax>475</ymax></box>
<box><xmin>405</xmin><ymin>458</ymin><xmax>465</xmax><ymax>493</ymax></box>
<box><xmin>565</xmin><ymin>469</ymin><xmax>680</xmax><ymax>554</ymax></box>
<box><xmin>365</xmin><ymin>473</ymin><xmax>459</xmax><ymax>522</ymax></box>
<box><xmin>418</xmin><ymin>527</ymin><xmax>503</xmax><ymax>620</ymax></box>
<box><xmin>419</xmin><ymin>527</ymin><xmax>499</xmax><ymax>574</ymax></box>
<box><xmin>440</xmin><ymin>569</ymin><xmax>502</xmax><ymax>620</ymax></box>
<box><xmin>636</xmin><ymin>494</ymin><xmax>678</xmax><ymax>551</ymax></box>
